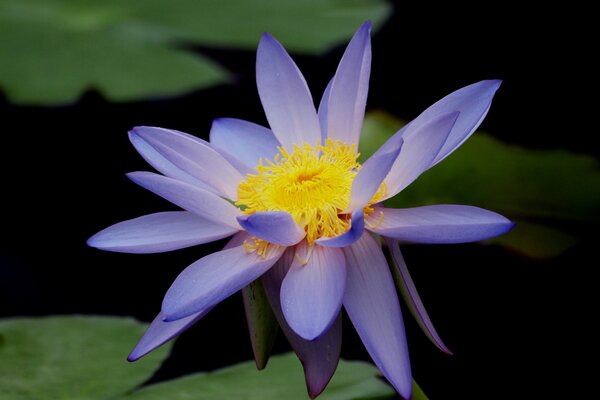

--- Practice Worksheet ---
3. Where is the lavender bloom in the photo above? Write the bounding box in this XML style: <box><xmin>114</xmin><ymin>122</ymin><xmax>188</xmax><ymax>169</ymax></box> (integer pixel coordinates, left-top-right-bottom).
<box><xmin>88</xmin><ymin>21</ymin><xmax>513</xmax><ymax>399</ymax></box>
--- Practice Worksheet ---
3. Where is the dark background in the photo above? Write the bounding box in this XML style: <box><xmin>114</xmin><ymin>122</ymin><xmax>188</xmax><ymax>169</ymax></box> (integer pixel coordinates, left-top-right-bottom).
<box><xmin>1</xmin><ymin>2</ymin><xmax>594</xmax><ymax>399</ymax></box>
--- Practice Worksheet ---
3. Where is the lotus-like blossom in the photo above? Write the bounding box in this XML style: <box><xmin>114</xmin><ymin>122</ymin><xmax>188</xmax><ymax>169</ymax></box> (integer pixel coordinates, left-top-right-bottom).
<box><xmin>88</xmin><ymin>22</ymin><xmax>513</xmax><ymax>399</ymax></box>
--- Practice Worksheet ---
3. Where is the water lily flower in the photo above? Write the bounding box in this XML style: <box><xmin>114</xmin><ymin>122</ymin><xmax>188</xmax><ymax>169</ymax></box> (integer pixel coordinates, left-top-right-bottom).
<box><xmin>88</xmin><ymin>21</ymin><xmax>513</xmax><ymax>400</ymax></box>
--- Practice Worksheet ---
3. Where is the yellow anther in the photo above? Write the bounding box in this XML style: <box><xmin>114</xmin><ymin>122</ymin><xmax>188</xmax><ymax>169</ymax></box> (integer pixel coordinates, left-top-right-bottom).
<box><xmin>366</xmin><ymin>211</ymin><xmax>385</xmax><ymax>229</ymax></box>
<box><xmin>237</xmin><ymin>139</ymin><xmax>387</xmax><ymax>246</ymax></box>
<box><xmin>243</xmin><ymin>238</ymin><xmax>269</xmax><ymax>258</ymax></box>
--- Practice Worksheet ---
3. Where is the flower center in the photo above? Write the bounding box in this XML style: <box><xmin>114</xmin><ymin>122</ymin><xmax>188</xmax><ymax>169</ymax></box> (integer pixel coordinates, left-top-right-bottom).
<box><xmin>237</xmin><ymin>139</ymin><xmax>386</xmax><ymax>244</ymax></box>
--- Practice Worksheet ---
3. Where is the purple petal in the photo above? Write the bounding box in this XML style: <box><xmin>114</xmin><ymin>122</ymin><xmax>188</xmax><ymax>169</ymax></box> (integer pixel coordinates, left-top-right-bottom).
<box><xmin>130</xmin><ymin>126</ymin><xmax>243</xmax><ymax>200</ymax></box>
<box><xmin>87</xmin><ymin>211</ymin><xmax>237</xmax><ymax>254</ymax></box>
<box><xmin>317</xmin><ymin>78</ymin><xmax>334</xmax><ymax>142</ymax></box>
<box><xmin>128</xmin><ymin>310</ymin><xmax>208</xmax><ymax>362</ymax></box>
<box><xmin>414</xmin><ymin>80</ymin><xmax>502</xmax><ymax>167</ymax></box>
<box><xmin>129</xmin><ymin>128</ymin><xmax>214</xmax><ymax>193</ymax></box>
<box><xmin>348</xmin><ymin>136</ymin><xmax>403</xmax><ymax>210</ymax></box>
<box><xmin>280</xmin><ymin>242</ymin><xmax>346</xmax><ymax>340</ymax></box>
<box><xmin>326</xmin><ymin>21</ymin><xmax>372</xmax><ymax>146</ymax></box>
<box><xmin>385</xmin><ymin>238</ymin><xmax>452</xmax><ymax>355</ymax></box>
<box><xmin>127</xmin><ymin>171</ymin><xmax>242</xmax><ymax>229</ymax></box>
<box><xmin>367</xmin><ymin>205</ymin><xmax>515</xmax><ymax>243</ymax></box>
<box><xmin>161</xmin><ymin>234</ymin><xmax>285</xmax><ymax>321</ymax></box>
<box><xmin>256</xmin><ymin>33</ymin><xmax>321</xmax><ymax>149</ymax></box>
<box><xmin>316</xmin><ymin>208</ymin><xmax>364</xmax><ymax>248</ymax></box>
<box><xmin>209</xmin><ymin>118</ymin><xmax>280</xmax><ymax>174</ymax></box>
<box><xmin>262</xmin><ymin>248</ymin><xmax>342</xmax><ymax>398</ymax></box>
<box><xmin>383</xmin><ymin>111</ymin><xmax>459</xmax><ymax>199</ymax></box>
<box><xmin>237</xmin><ymin>211</ymin><xmax>306</xmax><ymax>246</ymax></box>
<box><xmin>343</xmin><ymin>232</ymin><xmax>411</xmax><ymax>399</ymax></box>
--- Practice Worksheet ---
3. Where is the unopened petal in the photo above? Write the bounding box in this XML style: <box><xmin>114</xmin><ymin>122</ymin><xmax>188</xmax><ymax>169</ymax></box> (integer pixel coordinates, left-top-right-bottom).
<box><xmin>87</xmin><ymin>211</ymin><xmax>237</xmax><ymax>253</ymax></box>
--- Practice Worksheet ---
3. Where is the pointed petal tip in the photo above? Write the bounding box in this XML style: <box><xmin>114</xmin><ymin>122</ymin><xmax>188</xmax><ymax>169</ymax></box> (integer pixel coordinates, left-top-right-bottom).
<box><xmin>128</xmin><ymin>125</ymin><xmax>160</xmax><ymax>139</ymax></box>
<box><xmin>307</xmin><ymin>387</ymin><xmax>322</xmax><ymax>400</ymax></box>
<box><xmin>86</xmin><ymin>235</ymin><xmax>98</xmax><ymax>248</ymax></box>
<box><xmin>479</xmin><ymin>79</ymin><xmax>503</xmax><ymax>93</ymax></box>
<box><xmin>160</xmin><ymin>312</ymin><xmax>179</xmax><ymax>322</ymax></box>
<box><xmin>361</xmin><ymin>20</ymin><xmax>372</xmax><ymax>32</ymax></box>
<box><xmin>259</xmin><ymin>31</ymin><xmax>277</xmax><ymax>46</ymax></box>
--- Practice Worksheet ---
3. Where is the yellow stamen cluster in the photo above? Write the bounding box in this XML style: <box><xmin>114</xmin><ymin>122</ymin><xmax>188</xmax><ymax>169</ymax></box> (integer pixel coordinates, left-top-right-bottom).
<box><xmin>237</xmin><ymin>139</ymin><xmax>385</xmax><ymax>245</ymax></box>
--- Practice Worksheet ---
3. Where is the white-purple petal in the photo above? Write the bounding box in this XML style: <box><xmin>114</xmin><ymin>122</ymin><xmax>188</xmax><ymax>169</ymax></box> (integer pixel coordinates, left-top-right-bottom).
<box><xmin>161</xmin><ymin>234</ymin><xmax>285</xmax><ymax>321</ymax></box>
<box><xmin>383</xmin><ymin>111</ymin><xmax>459</xmax><ymax>199</ymax></box>
<box><xmin>326</xmin><ymin>21</ymin><xmax>372</xmax><ymax>146</ymax></box>
<box><xmin>87</xmin><ymin>211</ymin><xmax>237</xmax><ymax>254</ymax></box>
<box><xmin>385</xmin><ymin>237</ymin><xmax>452</xmax><ymax>355</ymax></box>
<box><xmin>262</xmin><ymin>248</ymin><xmax>342</xmax><ymax>398</ymax></box>
<box><xmin>413</xmin><ymin>80</ymin><xmax>502</xmax><ymax>167</ymax></box>
<box><xmin>367</xmin><ymin>205</ymin><xmax>515</xmax><ymax>243</ymax></box>
<box><xmin>256</xmin><ymin>33</ymin><xmax>321</xmax><ymax>149</ymax></box>
<box><xmin>343</xmin><ymin>232</ymin><xmax>412</xmax><ymax>399</ymax></box>
<box><xmin>317</xmin><ymin>78</ymin><xmax>334</xmax><ymax>143</ymax></box>
<box><xmin>237</xmin><ymin>211</ymin><xmax>306</xmax><ymax>246</ymax></box>
<box><xmin>316</xmin><ymin>208</ymin><xmax>364</xmax><ymax>248</ymax></box>
<box><xmin>127</xmin><ymin>171</ymin><xmax>242</xmax><ymax>229</ymax></box>
<box><xmin>280</xmin><ymin>242</ymin><xmax>346</xmax><ymax>340</ymax></box>
<box><xmin>128</xmin><ymin>310</ymin><xmax>208</xmax><ymax>362</ymax></box>
<box><xmin>129</xmin><ymin>129</ymin><xmax>213</xmax><ymax>193</ymax></box>
<box><xmin>209</xmin><ymin>118</ymin><xmax>280</xmax><ymax>174</ymax></box>
<box><xmin>130</xmin><ymin>126</ymin><xmax>244</xmax><ymax>200</ymax></box>
<box><xmin>348</xmin><ymin>136</ymin><xmax>403</xmax><ymax>210</ymax></box>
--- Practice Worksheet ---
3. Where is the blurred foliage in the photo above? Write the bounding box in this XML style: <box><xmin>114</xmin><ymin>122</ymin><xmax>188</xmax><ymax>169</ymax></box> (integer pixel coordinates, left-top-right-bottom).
<box><xmin>0</xmin><ymin>315</ymin><xmax>417</xmax><ymax>400</ymax></box>
<box><xmin>0</xmin><ymin>0</ymin><xmax>391</xmax><ymax>105</ymax></box>
<box><xmin>360</xmin><ymin>111</ymin><xmax>600</xmax><ymax>258</ymax></box>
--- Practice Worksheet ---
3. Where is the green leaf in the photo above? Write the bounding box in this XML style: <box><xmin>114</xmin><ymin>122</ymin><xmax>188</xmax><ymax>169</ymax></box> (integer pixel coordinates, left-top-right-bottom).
<box><xmin>492</xmin><ymin>220</ymin><xmax>577</xmax><ymax>259</ymax></box>
<box><xmin>119</xmin><ymin>353</ymin><xmax>395</xmax><ymax>400</ymax></box>
<box><xmin>0</xmin><ymin>0</ymin><xmax>391</xmax><ymax>105</ymax></box>
<box><xmin>242</xmin><ymin>280</ymin><xmax>279</xmax><ymax>370</ymax></box>
<box><xmin>360</xmin><ymin>111</ymin><xmax>600</xmax><ymax>258</ymax></box>
<box><xmin>0</xmin><ymin>316</ymin><xmax>171</xmax><ymax>400</ymax></box>
<box><xmin>412</xmin><ymin>380</ymin><xmax>429</xmax><ymax>400</ymax></box>
<box><xmin>359</xmin><ymin>111</ymin><xmax>405</xmax><ymax>163</ymax></box>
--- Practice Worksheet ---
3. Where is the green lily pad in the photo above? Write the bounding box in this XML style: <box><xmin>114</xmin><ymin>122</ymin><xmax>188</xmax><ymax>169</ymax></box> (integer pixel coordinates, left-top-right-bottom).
<box><xmin>119</xmin><ymin>352</ymin><xmax>395</xmax><ymax>400</ymax></box>
<box><xmin>360</xmin><ymin>111</ymin><xmax>600</xmax><ymax>257</ymax></box>
<box><xmin>0</xmin><ymin>315</ymin><xmax>428</xmax><ymax>400</ymax></box>
<box><xmin>0</xmin><ymin>0</ymin><xmax>391</xmax><ymax>105</ymax></box>
<box><xmin>0</xmin><ymin>316</ymin><xmax>170</xmax><ymax>400</ymax></box>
